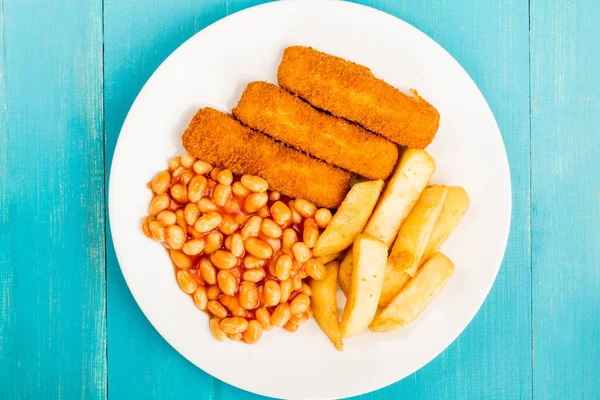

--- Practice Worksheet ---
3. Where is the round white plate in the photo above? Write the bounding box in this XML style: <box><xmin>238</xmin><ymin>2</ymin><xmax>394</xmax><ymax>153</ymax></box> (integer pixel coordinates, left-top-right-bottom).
<box><xmin>109</xmin><ymin>1</ymin><xmax>511</xmax><ymax>399</ymax></box>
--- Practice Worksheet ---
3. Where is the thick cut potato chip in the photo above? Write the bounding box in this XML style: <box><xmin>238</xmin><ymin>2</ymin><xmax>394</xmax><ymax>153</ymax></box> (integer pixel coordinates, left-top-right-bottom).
<box><xmin>313</xmin><ymin>180</ymin><xmax>384</xmax><ymax>257</ymax></box>
<box><xmin>370</xmin><ymin>252</ymin><xmax>454</xmax><ymax>332</ymax></box>
<box><xmin>310</xmin><ymin>261</ymin><xmax>343</xmax><ymax>350</ymax></box>
<box><xmin>338</xmin><ymin>150</ymin><xmax>435</xmax><ymax>296</ymax></box>
<box><xmin>340</xmin><ymin>235</ymin><xmax>387</xmax><ymax>337</ymax></box>
<box><xmin>379</xmin><ymin>186</ymin><xmax>448</xmax><ymax>307</ymax></box>
<box><xmin>363</xmin><ymin>149</ymin><xmax>436</xmax><ymax>247</ymax></box>
<box><xmin>422</xmin><ymin>186</ymin><xmax>470</xmax><ymax>262</ymax></box>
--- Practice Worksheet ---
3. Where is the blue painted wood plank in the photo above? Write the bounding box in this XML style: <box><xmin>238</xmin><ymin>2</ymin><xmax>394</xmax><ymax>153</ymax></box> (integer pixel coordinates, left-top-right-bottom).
<box><xmin>104</xmin><ymin>0</ymin><xmax>531</xmax><ymax>398</ymax></box>
<box><xmin>349</xmin><ymin>1</ymin><xmax>532</xmax><ymax>398</ymax></box>
<box><xmin>531</xmin><ymin>1</ymin><xmax>600</xmax><ymax>398</ymax></box>
<box><xmin>0</xmin><ymin>0</ymin><xmax>106</xmax><ymax>398</ymax></box>
<box><xmin>104</xmin><ymin>1</ymin><xmax>267</xmax><ymax>399</ymax></box>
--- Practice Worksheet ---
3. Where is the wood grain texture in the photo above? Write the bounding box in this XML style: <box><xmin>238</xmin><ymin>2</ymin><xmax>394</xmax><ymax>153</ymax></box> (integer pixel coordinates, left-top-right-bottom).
<box><xmin>104</xmin><ymin>1</ymin><xmax>267</xmax><ymax>399</ymax></box>
<box><xmin>348</xmin><ymin>1</ymin><xmax>533</xmax><ymax>398</ymax></box>
<box><xmin>0</xmin><ymin>0</ymin><xmax>106</xmax><ymax>398</ymax></box>
<box><xmin>530</xmin><ymin>1</ymin><xmax>600</xmax><ymax>398</ymax></box>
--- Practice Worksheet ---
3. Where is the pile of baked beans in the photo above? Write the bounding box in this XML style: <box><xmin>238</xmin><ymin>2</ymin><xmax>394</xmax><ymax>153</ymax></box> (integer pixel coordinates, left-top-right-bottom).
<box><xmin>142</xmin><ymin>153</ymin><xmax>332</xmax><ymax>343</ymax></box>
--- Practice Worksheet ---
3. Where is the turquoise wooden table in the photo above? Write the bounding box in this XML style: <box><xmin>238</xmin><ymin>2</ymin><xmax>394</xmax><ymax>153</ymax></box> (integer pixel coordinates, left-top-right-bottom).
<box><xmin>1</xmin><ymin>0</ymin><xmax>598</xmax><ymax>398</ymax></box>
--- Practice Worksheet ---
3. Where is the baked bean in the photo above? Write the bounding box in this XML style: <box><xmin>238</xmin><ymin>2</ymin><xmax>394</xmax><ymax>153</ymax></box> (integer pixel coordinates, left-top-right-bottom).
<box><xmin>197</xmin><ymin>197</ymin><xmax>218</xmax><ymax>213</ymax></box>
<box><xmin>282</xmin><ymin>229</ymin><xmax>298</xmax><ymax>251</ymax></box>
<box><xmin>280</xmin><ymin>279</ymin><xmax>293</xmax><ymax>303</ymax></box>
<box><xmin>170</xmin><ymin>249</ymin><xmax>192</xmax><ymax>269</ymax></box>
<box><xmin>298</xmin><ymin>269</ymin><xmax>308</xmax><ymax>279</ymax></box>
<box><xmin>183</xmin><ymin>203</ymin><xmax>199</xmax><ymax>226</ymax></box>
<box><xmin>204</xmin><ymin>231</ymin><xmax>223</xmax><ymax>254</ymax></box>
<box><xmin>210</xmin><ymin>250</ymin><xmax>238</xmax><ymax>270</ymax></box>
<box><xmin>241</xmin><ymin>216</ymin><xmax>262</xmax><ymax>239</ymax></box>
<box><xmin>300</xmin><ymin>283</ymin><xmax>312</xmax><ymax>296</ymax></box>
<box><xmin>216</xmin><ymin>169</ymin><xmax>233</xmax><ymax>185</ymax></box>
<box><xmin>243</xmin><ymin>320</ymin><xmax>263</xmax><ymax>344</ymax></box>
<box><xmin>261</xmin><ymin>219</ymin><xmax>283</xmax><ymax>239</ymax></box>
<box><xmin>213</xmin><ymin>183</ymin><xmax>232</xmax><ymax>207</ymax></box>
<box><xmin>244</xmin><ymin>237</ymin><xmax>273</xmax><ymax>259</ymax></box>
<box><xmin>180</xmin><ymin>153</ymin><xmax>195</xmax><ymax>168</ymax></box>
<box><xmin>240</xmin><ymin>175</ymin><xmax>268</xmax><ymax>193</ymax></box>
<box><xmin>182</xmin><ymin>239</ymin><xmax>205</xmax><ymax>256</ymax></box>
<box><xmin>175</xmin><ymin>209</ymin><xmax>187</xmax><ymax>230</ymax></box>
<box><xmin>293</xmin><ymin>199</ymin><xmax>317</xmax><ymax>218</ymax></box>
<box><xmin>234</xmin><ymin>213</ymin><xmax>247</xmax><ymax>226</ymax></box>
<box><xmin>206</xmin><ymin>285</ymin><xmax>221</xmax><ymax>300</ymax></box>
<box><xmin>257</xmin><ymin>206</ymin><xmax>271</xmax><ymax>218</ymax></box>
<box><xmin>230</xmin><ymin>233</ymin><xmax>245</xmax><ymax>258</ymax></box>
<box><xmin>243</xmin><ymin>255</ymin><xmax>265</xmax><ymax>270</ymax></box>
<box><xmin>289</xmin><ymin>312</ymin><xmax>309</xmax><ymax>325</ymax></box>
<box><xmin>232</xmin><ymin>181</ymin><xmax>251</xmax><ymax>198</ymax></box>
<box><xmin>219</xmin><ymin>295</ymin><xmax>247</xmax><ymax>318</ymax></box>
<box><xmin>142</xmin><ymin>216</ymin><xmax>154</xmax><ymax>238</ymax></box>
<box><xmin>267</xmin><ymin>257</ymin><xmax>278</xmax><ymax>277</ymax></box>
<box><xmin>303</xmin><ymin>220</ymin><xmax>319</xmax><ymax>249</ymax></box>
<box><xmin>218</xmin><ymin>214</ymin><xmax>239</xmax><ymax>235</ymax></box>
<box><xmin>172</xmin><ymin>166</ymin><xmax>185</xmax><ymax>179</ymax></box>
<box><xmin>217</xmin><ymin>270</ymin><xmax>237</xmax><ymax>296</ymax></box>
<box><xmin>292</xmin><ymin>242</ymin><xmax>312</xmax><ymax>263</ymax></box>
<box><xmin>224</xmin><ymin>235</ymin><xmax>232</xmax><ymax>250</ymax></box>
<box><xmin>275</xmin><ymin>254</ymin><xmax>293</xmax><ymax>281</ymax></box>
<box><xmin>151</xmin><ymin>171</ymin><xmax>171</xmax><ymax>195</ymax></box>
<box><xmin>238</xmin><ymin>282</ymin><xmax>258</xmax><ymax>310</ymax></box>
<box><xmin>270</xmin><ymin>201</ymin><xmax>292</xmax><ymax>226</ymax></box>
<box><xmin>199</xmin><ymin>259</ymin><xmax>217</xmax><ymax>285</ymax></box>
<box><xmin>192</xmin><ymin>287</ymin><xmax>208</xmax><ymax>311</ymax></box>
<box><xmin>177</xmin><ymin>270</ymin><xmax>197</xmax><ymax>294</ymax></box>
<box><xmin>263</xmin><ymin>280</ymin><xmax>282</xmax><ymax>307</ymax></box>
<box><xmin>288</xmin><ymin>200</ymin><xmax>303</xmax><ymax>225</ymax></box>
<box><xmin>194</xmin><ymin>212</ymin><xmax>222</xmax><ymax>233</ymax></box>
<box><xmin>187</xmin><ymin>175</ymin><xmax>207</xmax><ymax>203</ymax></box>
<box><xmin>268</xmin><ymin>191</ymin><xmax>281</xmax><ymax>201</ymax></box>
<box><xmin>210</xmin><ymin>167</ymin><xmax>221</xmax><ymax>181</ymax></box>
<box><xmin>187</xmin><ymin>225</ymin><xmax>203</xmax><ymax>239</ymax></box>
<box><xmin>290</xmin><ymin>293</ymin><xmax>310</xmax><ymax>315</ymax></box>
<box><xmin>244</xmin><ymin>192</ymin><xmax>269</xmax><ymax>213</ymax></box>
<box><xmin>284</xmin><ymin>321</ymin><xmax>298</xmax><ymax>332</ymax></box>
<box><xmin>168</xmin><ymin>156</ymin><xmax>181</xmax><ymax>171</ymax></box>
<box><xmin>180</xmin><ymin>170</ymin><xmax>194</xmax><ymax>185</ymax></box>
<box><xmin>304</xmin><ymin>258</ymin><xmax>326</xmax><ymax>280</ymax></box>
<box><xmin>193</xmin><ymin>160</ymin><xmax>212</xmax><ymax>175</ymax></box>
<box><xmin>242</xmin><ymin>268</ymin><xmax>265</xmax><ymax>283</ymax></box>
<box><xmin>210</xmin><ymin>318</ymin><xmax>228</xmax><ymax>342</ymax></box>
<box><xmin>220</xmin><ymin>317</ymin><xmax>248</xmax><ymax>334</ymax></box>
<box><xmin>292</xmin><ymin>275</ymin><xmax>303</xmax><ymax>291</ymax></box>
<box><xmin>207</xmin><ymin>300</ymin><xmax>228</xmax><ymax>319</ymax></box>
<box><xmin>149</xmin><ymin>193</ymin><xmax>170</xmax><ymax>216</ymax></box>
<box><xmin>170</xmin><ymin>184</ymin><xmax>188</xmax><ymax>203</ymax></box>
<box><xmin>228</xmin><ymin>333</ymin><xmax>243</xmax><ymax>341</ymax></box>
<box><xmin>271</xmin><ymin>303</ymin><xmax>292</xmax><ymax>327</ymax></box>
<box><xmin>207</xmin><ymin>178</ymin><xmax>217</xmax><ymax>190</ymax></box>
<box><xmin>255</xmin><ymin>307</ymin><xmax>273</xmax><ymax>331</ymax></box>
<box><xmin>149</xmin><ymin>221</ymin><xmax>166</xmax><ymax>241</ymax></box>
<box><xmin>165</xmin><ymin>225</ymin><xmax>186</xmax><ymax>249</ymax></box>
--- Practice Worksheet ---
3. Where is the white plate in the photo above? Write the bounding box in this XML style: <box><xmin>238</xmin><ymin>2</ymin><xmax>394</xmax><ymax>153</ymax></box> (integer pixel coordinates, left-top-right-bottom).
<box><xmin>109</xmin><ymin>1</ymin><xmax>511</xmax><ymax>399</ymax></box>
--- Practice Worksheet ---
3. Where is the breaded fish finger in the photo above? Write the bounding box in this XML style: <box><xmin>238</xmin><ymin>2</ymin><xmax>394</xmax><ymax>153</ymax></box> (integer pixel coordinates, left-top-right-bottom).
<box><xmin>233</xmin><ymin>82</ymin><xmax>398</xmax><ymax>180</ymax></box>
<box><xmin>277</xmin><ymin>46</ymin><xmax>440</xmax><ymax>149</ymax></box>
<box><xmin>182</xmin><ymin>108</ymin><xmax>351</xmax><ymax>208</ymax></box>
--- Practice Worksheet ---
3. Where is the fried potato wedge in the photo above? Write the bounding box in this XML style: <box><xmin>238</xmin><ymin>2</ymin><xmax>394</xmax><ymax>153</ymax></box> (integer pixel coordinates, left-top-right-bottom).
<box><xmin>340</xmin><ymin>235</ymin><xmax>387</xmax><ymax>337</ymax></box>
<box><xmin>379</xmin><ymin>186</ymin><xmax>448</xmax><ymax>307</ymax></box>
<box><xmin>363</xmin><ymin>149</ymin><xmax>436</xmax><ymax>248</ymax></box>
<box><xmin>422</xmin><ymin>186</ymin><xmax>470</xmax><ymax>262</ymax></box>
<box><xmin>313</xmin><ymin>180</ymin><xmax>384</xmax><ymax>257</ymax></box>
<box><xmin>370</xmin><ymin>252</ymin><xmax>454</xmax><ymax>332</ymax></box>
<box><xmin>316</xmin><ymin>251</ymin><xmax>343</xmax><ymax>265</ymax></box>
<box><xmin>310</xmin><ymin>261</ymin><xmax>343</xmax><ymax>350</ymax></box>
<box><xmin>338</xmin><ymin>250</ymin><xmax>353</xmax><ymax>297</ymax></box>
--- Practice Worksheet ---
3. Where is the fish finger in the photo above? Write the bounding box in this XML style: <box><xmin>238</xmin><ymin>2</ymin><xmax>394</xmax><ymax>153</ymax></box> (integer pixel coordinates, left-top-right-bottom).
<box><xmin>233</xmin><ymin>81</ymin><xmax>398</xmax><ymax>180</ymax></box>
<box><xmin>277</xmin><ymin>46</ymin><xmax>440</xmax><ymax>149</ymax></box>
<box><xmin>182</xmin><ymin>108</ymin><xmax>351</xmax><ymax>208</ymax></box>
